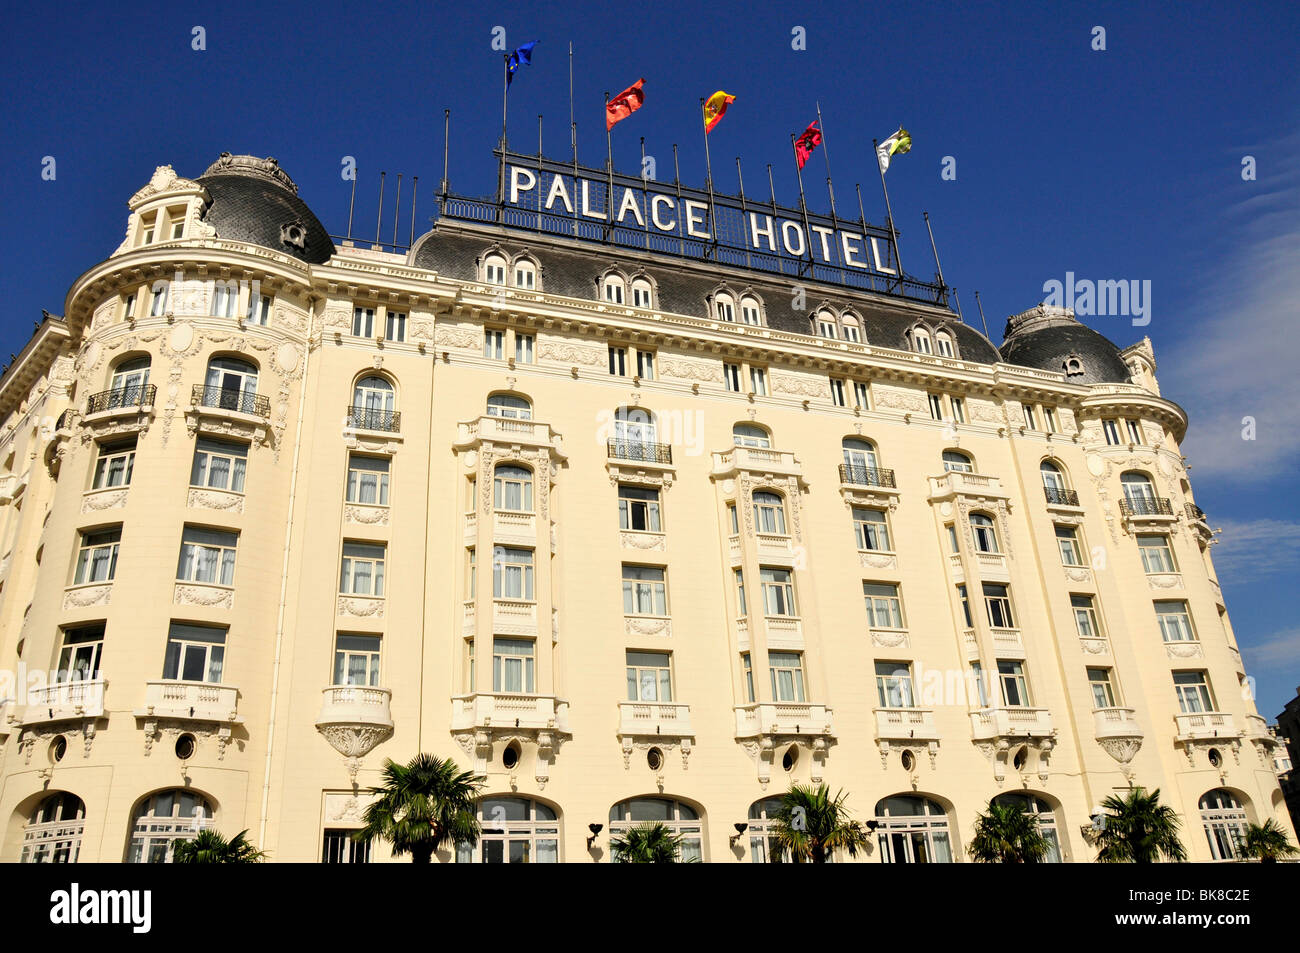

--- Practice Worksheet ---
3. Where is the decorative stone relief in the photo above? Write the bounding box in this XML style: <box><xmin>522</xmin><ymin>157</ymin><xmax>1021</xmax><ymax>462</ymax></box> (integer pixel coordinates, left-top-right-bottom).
<box><xmin>338</xmin><ymin>596</ymin><xmax>385</xmax><ymax>619</ymax></box>
<box><xmin>658</xmin><ymin>356</ymin><xmax>723</xmax><ymax>383</ymax></box>
<box><xmin>859</xmin><ymin>552</ymin><xmax>898</xmax><ymax>570</ymax></box>
<box><xmin>873</xmin><ymin>387</ymin><xmax>925</xmax><ymax>413</ymax></box>
<box><xmin>625</xmin><ymin>617</ymin><xmax>672</xmax><ymax>638</ymax></box>
<box><xmin>345</xmin><ymin>504</ymin><xmax>390</xmax><ymax>526</ymax></box>
<box><xmin>63</xmin><ymin>585</ymin><xmax>111</xmax><ymax>610</ymax></box>
<box><xmin>771</xmin><ymin>374</ymin><xmax>826</xmax><ymax>398</ymax></box>
<box><xmin>81</xmin><ymin>489</ymin><xmax>129</xmax><ymax>513</ymax></box>
<box><xmin>187</xmin><ymin>488</ymin><xmax>245</xmax><ymax>513</ymax></box>
<box><xmin>619</xmin><ymin>531</ymin><xmax>665</xmax><ymax>551</ymax></box>
<box><xmin>174</xmin><ymin>584</ymin><xmax>234</xmax><ymax>609</ymax></box>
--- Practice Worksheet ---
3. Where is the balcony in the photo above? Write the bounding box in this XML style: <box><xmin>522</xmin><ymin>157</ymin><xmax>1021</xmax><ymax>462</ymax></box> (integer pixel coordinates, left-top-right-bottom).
<box><xmin>969</xmin><ymin>706</ymin><xmax>1054</xmax><ymax>740</ymax></box>
<box><xmin>133</xmin><ymin>681</ymin><xmax>241</xmax><ymax>725</ymax></box>
<box><xmin>713</xmin><ymin>446</ymin><xmax>802</xmax><ymax>480</ymax></box>
<box><xmin>874</xmin><ymin>707</ymin><xmax>940</xmax><ymax>743</ymax></box>
<box><xmin>1174</xmin><ymin>711</ymin><xmax>1239</xmax><ymax>742</ymax></box>
<box><xmin>1185</xmin><ymin>501</ymin><xmax>1208</xmax><ymax>523</ymax></box>
<box><xmin>451</xmin><ymin>693</ymin><xmax>570</xmax><ymax>733</ymax></box>
<box><xmin>764</xmin><ymin>615</ymin><xmax>803</xmax><ymax>645</ymax></box>
<box><xmin>345</xmin><ymin>404</ymin><xmax>401</xmax><ymax>433</ymax></box>
<box><xmin>493</xmin><ymin>599</ymin><xmax>538</xmax><ymax>634</ymax></box>
<box><xmin>316</xmin><ymin>685</ymin><xmax>394</xmax><ymax>731</ymax></box>
<box><xmin>607</xmin><ymin>439</ymin><xmax>672</xmax><ymax>464</ymax></box>
<box><xmin>492</xmin><ymin>510</ymin><xmax>537</xmax><ymax>542</ymax></box>
<box><xmin>1093</xmin><ymin>707</ymin><xmax>1143</xmax><ymax>740</ymax></box>
<box><xmin>838</xmin><ymin>464</ymin><xmax>896</xmax><ymax>488</ymax></box>
<box><xmin>1043</xmin><ymin>485</ymin><xmax>1080</xmax><ymax>507</ymax></box>
<box><xmin>929</xmin><ymin>470</ymin><xmax>1009</xmax><ymax>500</ymax></box>
<box><xmin>192</xmin><ymin>384</ymin><xmax>270</xmax><ymax>417</ymax></box>
<box><xmin>85</xmin><ymin>384</ymin><xmax>156</xmax><ymax>417</ymax></box>
<box><xmin>618</xmin><ymin>702</ymin><xmax>694</xmax><ymax>739</ymax></box>
<box><xmin>22</xmin><ymin>679</ymin><xmax>107</xmax><ymax>725</ymax></box>
<box><xmin>990</xmin><ymin>627</ymin><xmax>1025</xmax><ymax>656</ymax></box>
<box><xmin>458</xmin><ymin>414</ymin><xmax>563</xmax><ymax>451</ymax></box>
<box><xmin>734</xmin><ymin>702</ymin><xmax>833</xmax><ymax>739</ymax></box>
<box><xmin>1119</xmin><ymin>496</ymin><xmax>1174</xmax><ymax>518</ymax></box>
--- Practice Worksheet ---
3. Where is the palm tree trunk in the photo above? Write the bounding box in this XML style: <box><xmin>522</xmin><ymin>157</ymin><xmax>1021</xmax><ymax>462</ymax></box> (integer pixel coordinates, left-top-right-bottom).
<box><xmin>411</xmin><ymin>846</ymin><xmax>434</xmax><ymax>864</ymax></box>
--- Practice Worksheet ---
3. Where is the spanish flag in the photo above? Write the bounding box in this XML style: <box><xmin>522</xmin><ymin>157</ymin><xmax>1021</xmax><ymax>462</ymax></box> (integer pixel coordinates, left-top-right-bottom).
<box><xmin>703</xmin><ymin>90</ymin><xmax>736</xmax><ymax>134</ymax></box>
<box><xmin>876</xmin><ymin>127</ymin><xmax>912</xmax><ymax>173</ymax></box>
<box><xmin>606</xmin><ymin>79</ymin><xmax>646</xmax><ymax>131</ymax></box>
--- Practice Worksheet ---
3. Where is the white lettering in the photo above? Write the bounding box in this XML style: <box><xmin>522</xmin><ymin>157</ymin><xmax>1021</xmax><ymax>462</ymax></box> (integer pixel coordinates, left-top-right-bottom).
<box><xmin>684</xmin><ymin>200</ymin><xmax>711</xmax><ymax>239</ymax></box>
<box><xmin>840</xmin><ymin>232</ymin><xmax>867</xmax><ymax>269</ymax></box>
<box><xmin>580</xmin><ymin>180</ymin><xmax>606</xmax><ymax>220</ymax></box>
<box><xmin>509</xmin><ymin>167</ymin><xmax>536</xmax><ymax>204</ymax></box>
<box><xmin>651</xmin><ymin>195</ymin><xmax>676</xmax><ymax>231</ymax></box>
<box><xmin>781</xmin><ymin>220</ymin><xmax>806</xmax><ymax>257</ymax></box>
<box><xmin>749</xmin><ymin>213</ymin><xmax>775</xmax><ymax>251</ymax></box>
<box><xmin>810</xmin><ymin>224</ymin><xmax>834</xmax><ymax>262</ymax></box>
<box><xmin>616</xmin><ymin>188</ymin><xmax>645</xmax><ymax>227</ymax></box>
<box><xmin>543</xmin><ymin>175</ymin><xmax>573</xmax><ymax>214</ymax></box>
<box><xmin>870</xmin><ymin>237</ymin><xmax>897</xmax><ymax>275</ymax></box>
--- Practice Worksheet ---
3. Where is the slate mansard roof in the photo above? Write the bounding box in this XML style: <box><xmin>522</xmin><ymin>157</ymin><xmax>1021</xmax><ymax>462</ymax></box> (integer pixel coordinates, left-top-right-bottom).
<box><xmin>998</xmin><ymin>306</ymin><xmax>1132</xmax><ymax>384</ymax></box>
<box><xmin>196</xmin><ymin>154</ymin><xmax>335</xmax><ymax>265</ymax></box>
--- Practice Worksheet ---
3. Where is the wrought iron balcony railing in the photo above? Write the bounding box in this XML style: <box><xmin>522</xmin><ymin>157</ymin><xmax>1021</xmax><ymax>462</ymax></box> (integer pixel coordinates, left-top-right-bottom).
<box><xmin>1185</xmin><ymin>502</ymin><xmax>1207</xmax><ymax>522</ymax></box>
<box><xmin>192</xmin><ymin>384</ymin><xmax>270</xmax><ymax>418</ymax></box>
<box><xmin>86</xmin><ymin>384</ymin><xmax>156</xmax><ymax>415</ymax></box>
<box><xmin>607</xmin><ymin>439</ymin><xmax>672</xmax><ymax>464</ymax></box>
<box><xmin>345</xmin><ymin>405</ymin><xmax>402</xmax><ymax>433</ymax></box>
<box><xmin>1044</xmin><ymin>485</ymin><xmax>1079</xmax><ymax>506</ymax></box>
<box><xmin>838</xmin><ymin>464</ymin><xmax>897</xmax><ymax>488</ymax></box>
<box><xmin>1119</xmin><ymin>496</ymin><xmax>1173</xmax><ymax>517</ymax></box>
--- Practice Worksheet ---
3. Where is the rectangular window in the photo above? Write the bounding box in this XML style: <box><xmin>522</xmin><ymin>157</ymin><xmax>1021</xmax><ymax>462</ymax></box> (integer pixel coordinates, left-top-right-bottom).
<box><xmin>464</xmin><ymin>637</ymin><xmax>475</xmax><ymax>691</ymax></box>
<box><xmin>769</xmin><ymin>652</ymin><xmax>806</xmax><ymax>702</ymax></box>
<box><xmin>466</xmin><ymin>549</ymin><xmax>476</xmax><ymax>600</ymax></box>
<box><xmin>829</xmin><ymin>378</ymin><xmax>846</xmax><ymax>407</ymax></box>
<box><xmin>211</xmin><ymin>283</ymin><xmax>238</xmax><ymax>318</ymax></box>
<box><xmin>1023</xmin><ymin>405</ymin><xmax>1038</xmax><ymax>430</ymax></box>
<box><xmin>352</xmin><ymin>307</ymin><xmax>375</xmax><ymax>337</ymax></box>
<box><xmin>150</xmin><ymin>284</ymin><xmax>169</xmax><ymax>317</ymax></box>
<box><xmin>819</xmin><ymin>320</ymin><xmax>837</xmax><ymax>338</ymax></box>
<box><xmin>1043</xmin><ymin>406</ymin><xmax>1058</xmax><ymax>433</ymax></box>
<box><xmin>177</xmin><ymin>526</ymin><xmax>238</xmax><ymax>586</ymax></box>
<box><xmin>741</xmin><ymin>302</ymin><xmax>761</xmax><ymax>325</ymax></box>
<box><xmin>492</xmin><ymin>638</ymin><xmax>535</xmax><ymax>693</ymax></box>
<box><xmin>928</xmin><ymin>394</ymin><xmax>943</xmax><ymax>420</ymax></box>
<box><xmin>247</xmin><ymin>294</ymin><xmax>272</xmax><ymax>326</ymax></box>
<box><xmin>875</xmin><ymin>661</ymin><xmax>915</xmax><ymax>708</ymax></box>
<box><xmin>760</xmin><ymin>567</ymin><xmax>796</xmax><ymax>616</ymax></box>
<box><xmin>1155</xmin><ymin>601</ymin><xmax>1196</xmax><ymax>642</ymax></box>
<box><xmin>852</xmin><ymin>381</ymin><xmax>870</xmax><ymax>409</ymax></box>
<box><xmin>1071</xmin><ymin>594</ymin><xmax>1103</xmax><ymax>639</ymax></box>
<box><xmin>346</xmin><ymin>454</ymin><xmax>390</xmax><ymax>506</ymax></box>
<box><xmin>608</xmin><ymin>345</ymin><xmax>628</xmax><ymax>376</ymax></box>
<box><xmin>92</xmin><ymin>440</ymin><xmax>136</xmax><ymax>489</ymax></box>
<box><xmin>727</xmin><ymin>502</ymin><xmax>739</xmax><ymax>535</ymax></box>
<box><xmin>122</xmin><ymin>292</ymin><xmax>137</xmax><ymax>322</ymax></box>
<box><xmin>1102</xmin><ymin>419</ymin><xmax>1121</xmax><ymax>445</ymax></box>
<box><xmin>852</xmin><ymin>507</ymin><xmax>891</xmax><ymax>552</ymax></box>
<box><xmin>863</xmin><ymin>582</ymin><xmax>904</xmax><ymax>629</ymax></box>
<box><xmin>484</xmin><ymin>329</ymin><xmax>504</xmax><ymax>360</ymax></box>
<box><xmin>622</xmin><ymin>565</ymin><xmax>668</xmax><ymax>616</ymax></box>
<box><xmin>947</xmin><ymin>523</ymin><xmax>959</xmax><ymax>554</ymax></box>
<box><xmin>493</xmin><ymin>548</ymin><xmax>535</xmax><ymax>600</ymax></box>
<box><xmin>1137</xmin><ymin>535</ymin><xmax>1175</xmax><ymax>574</ymax></box>
<box><xmin>514</xmin><ymin>333</ymin><xmax>534</xmax><ymax>364</ymax></box>
<box><xmin>74</xmin><ymin>528</ymin><xmax>120</xmax><ymax>585</ymax></box>
<box><xmin>735</xmin><ymin>568</ymin><xmax>747</xmax><ymax>615</ymax></box>
<box><xmin>950</xmin><ymin>397</ymin><xmax>965</xmax><ymax>423</ymax></box>
<box><xmin>1055</xmin><ymin>525</ymin><xmax>1083</xmax><ymax>566</ymax></box>
<box><xmin>190</xmin><ymin>437</ymin><xmax>248</xmax><ymax>493</ymax></box>
<box><xmin>636</xmin><ymin>349</ymin><xmax>656</xmax><ymax>380</ymax></box>
<box><xmin>741</xmin><ymin>653</ymin><xmax>755</xmax><ymax>702</ymax></box>
<box><xmin>57</xmin><ymin>624</ymin><xmax>105</xmax><ymax>682</ymax></box>
<box><xmin>339</xmin><ymin>542</ymin><xmax>386</xmax><ymax>597</ymax></box>
<box><xmin>632</xmin><ymin>283</ymin><xmax>651</xmax><ymax>308</ymax></box>
<box><xmin>1088</xmin><ymin>667</ymin><xmax>1118</xmax><ymax>708</ymax></box>
<box><xmin>385</xmin><ymin>311</ymin><xmax>407</xmax><ymax>342</ymax></box>
<box><xmin>1173</xmin><ymin>671</ymin><xmax>1214</xmax><ymax>713</ymax></box>
<box><xmin>970</xmin><ymin>661</ymin><xmax>989</xmax><ymax>707</ymax></box>
<box><xmin>618</xmin><ymin>485</ymin><xmax>662</xmax><ymax>532</ymax></box>
<box><xmin>724</xmin><ymin>363</ymin><xmax>741</xmax><ymax>392</ymax></box>
<box><xmin>957</xmin><ymin>584</ymin><xmax>973</xmax><ymax>628</ymax></box>
<box><xmin>626</xmin><ymin>651</ymin><xmax>672</xmax><ymax>702</ymax></box>
<box><xmin>843</xmin><ymin>325</ymin><xmax>860</xmax><ymax>342</ymax></box>
<box><xmin>997</xmin><ymin>660</ymin><xmax>1030</xmax><ymax>707</ymax></box>
<box><xmin>162</xmin><ymin>622</ymin><xmax>226</xmax><ymax>683</ymax></box>
<box><xmin>333</xmin><ymin>633</ymin><xmax>381</xmax><ymax>687</ymax></box>
<box><xmin>1126</xmin><ymin>419</ymin><xmax>1144</xmax><ymax>445</ymax></box>
<box><xmin>750</xmin><ymin>367</ymin><xmax>768</xmax><ymax>396</ymax></box>
<box><xmin>983</xmin><ymin>583</ymin><xmax>1014</xmax><ymax>628</ymax></box>
<box><xmin>322</xmin><ymin>830</ymin><xmax>371</xmax><ymax>864</ymax></box>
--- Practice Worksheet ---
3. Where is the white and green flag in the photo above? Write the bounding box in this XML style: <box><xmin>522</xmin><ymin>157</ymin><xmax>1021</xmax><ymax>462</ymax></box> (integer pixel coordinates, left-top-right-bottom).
<box><xmin>876</xmin><ymin>127</ymin><xmax>912</xmax><ymax>173</ymax></box>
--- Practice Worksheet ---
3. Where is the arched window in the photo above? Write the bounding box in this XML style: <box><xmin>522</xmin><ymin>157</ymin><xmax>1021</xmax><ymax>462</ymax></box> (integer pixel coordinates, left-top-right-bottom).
<box><xmin>608</xmin><ymin>797</ymin><xmax>703</xmax><ymax>863</ymax></box>
<box><xmin>351</xmin><ymin>376</ymin><xmax>396</xmax><ymax>431</ymax></box>
<box><xmin>602</xmin><ymin>272</ymin><xmax>626</xmax><ymax>304</ymax></box>
<box><xmin>483</xmin><ymin>253</ymin><xmax>507</xmax><ymax>286</ymax></box>
<box><xmin>970</xmin><ymin>513</ymin><xmax>999</xmax><ymax>553</ymax></box>
<box><xmin>841</xmin><ymin>313</ymin><xmax>861</xmax><ymax>342</ymax></box>
<box><xmin>20</xmin><ymin>793</ymin><xmax>85</xmax><ymax>863</ymax></box>
<box><xmin>752</xmin><ymin>491</ymin><xmax>787</xmax><ymax>535</ymax></box>
<box><xmin>935</xmin><ymin>331</ymin><xmax>955</xmax><ymax>358</ymax></box>
<box><xmin>486</xmin><ymin>393</ymin><xmax>532</xmax><ymax>420</ymax></box>
<box><xmin>873</xmin><ymin>796</ymin><xmax>953</xmax><ymax>863</ymax></box>
<box><xmin>513</xmin><ymin>258</ymin><xmax>537</xmax><ymax>290</ymax></box>
<box><xmin>740</xmin><ymin>295</ymin><xmax>763</xmax><ymax>326</ymax></box>
<box><xmin>1064</xmin><ymin>356</ymin><xmax>1084</xmax><ymax>377</ymax></box>
<box><xmin>912</xmin><ymin>328</ymin><xmax>933</xmax><ymax>354</ymax></box>
<box><xmin>842</xmin><ymin>438</ymin><xmax>879</xmax><ymax>475</ymax></box>
<box><xmin>612</xmin><ymin>407</ymin><xmax>657</xmax><ymax>445</ymax></box>
<box><xmin>746</xmin><ymin>797</ymin><xmax>787</xmax><ymax>863</ymax></box>
<box><xmin>494</xmin><ymin>464</ymin><xmax>534</xmax><ymax>512</ymax></box>
<box><xmin>817</xmin><ymin>309</ymin><xmax>838</xmax><ymax>339</ymax></box>
<box><xmin>457</xmin><ymin>796</ymin><xmax>560</xmax><ymax>863</ymax></box>
<box><xmin>107</xmin><ymin>356</ymin><xmax>151</xmax><ymax>410</ymax></box>
<box><xmin>942</xmin><ymin>450</ymin><xmax>974</xmax><ymax>473</ymax></box>
<box><xmin>714</xmin><ymin>292</ymin><xmax>736</xmax><ymax>322</ymax></box>
<box><xmin>732</xmin><ymin>423</ymin><xmax>772</xmax><ymax>448</ymax></box>
<box><xmin>127</xmin><ymin>790</ymin><xmax>215</xmax><ymax>863</ymax></box>
<box><xmin>1040</xmin><ymin>461</ymin><xmax>1066</xmax><ymax>491</ymax></box>
<box><xmin>1199</xmin><ymin>790</ymin><xmax>1248</xmax><ymax>861</ymax></box>
<box><xmin>204</xmin><ymin>356</ymin><xmax>258</xmax><ymax>411</ymax></box>
<box><xmin>991</xmin><ymin>792</ymin><xmax>1062</xmax><ymax>862</ymax></box>
<box><xmin>1120</xmin><ymin>471</ymin><xmax>1155</xmax><ymax>506</ymax></box>
<box><xmin>631</xmin><ymin>277</ymin><xmax>654</xmax><ymax>309</ymax></box>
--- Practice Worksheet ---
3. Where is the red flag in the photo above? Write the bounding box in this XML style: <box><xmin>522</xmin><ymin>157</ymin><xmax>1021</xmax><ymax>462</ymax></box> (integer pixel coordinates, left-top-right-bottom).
<box><xmin>795</xmin><ymin>121</ymin><xmax>822</xmax><ymax>169</ymax></box>
<box><xmin>606</xmin><ymin>78</ymin><xmax>646</xmax><ymax>131</ymax></box>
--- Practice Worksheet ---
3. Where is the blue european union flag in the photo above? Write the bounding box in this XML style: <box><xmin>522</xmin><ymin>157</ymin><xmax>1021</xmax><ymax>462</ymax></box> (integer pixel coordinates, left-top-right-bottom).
<box><xmin>506</xmin><ymin>41</ymin><xmax>538</xmax><ymax>87</ymax></box>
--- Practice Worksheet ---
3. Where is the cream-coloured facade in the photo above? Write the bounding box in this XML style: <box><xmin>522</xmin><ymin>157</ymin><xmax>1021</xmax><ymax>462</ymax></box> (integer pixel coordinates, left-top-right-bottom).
<box><xmin>0</xmin><ymin>154</ymin><xmax>1290</xmax><ymax>863</ymax></box>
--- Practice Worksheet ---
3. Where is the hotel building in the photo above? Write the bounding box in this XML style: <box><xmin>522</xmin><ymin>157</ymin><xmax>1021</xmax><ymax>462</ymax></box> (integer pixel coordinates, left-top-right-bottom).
<box><xmin>0</xmin><ymin>152</ymin><xmax>1290</xmax><ymax>863</ymax></box>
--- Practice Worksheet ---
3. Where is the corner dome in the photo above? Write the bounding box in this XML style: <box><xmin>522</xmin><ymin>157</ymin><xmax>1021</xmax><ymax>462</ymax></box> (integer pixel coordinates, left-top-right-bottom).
<box><xmin>196</xmin><ymin>153</ymin><xmax>334</xmax><ymax>264</ymax></box>
<box><xmin>999</xmin><ymin>305</ymin><xmax>1132</xmax><ymax>385</ymax></box>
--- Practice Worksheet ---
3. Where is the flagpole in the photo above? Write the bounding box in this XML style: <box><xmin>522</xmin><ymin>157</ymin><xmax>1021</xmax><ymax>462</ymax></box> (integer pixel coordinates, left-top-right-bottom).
<box><xmin>791</xmin><ymin>133</ymin><xmax>815</xmax><ymax>278</ymax></box>
<box><xmin>974</xmin><ymin>290</ymin><xmax>991</xmax><ymax>339</ymax></box>
<box><xmin>951</xmin><ymin>287</ymin><xmax>964</xmax><ymax>321</ymax></box>
<box><xmin>923</xmin><ymin>211</ymin><xmax>948</xmax><ymax>299</ymax></box>
<box><xmin>768</xmin><ymin>164</ymin><xmax>781</xmax><ymax>278</ymax></box>
<box><xmin>568</xmin><ymin>42</ymin><xmax>575</xmax><ymax>162</ymax></box>
<box><xmin>640</xmin><ymin>137</ymin><xmax>650</xmax><ymax>251</ymax></box>
<box><xmin>815</xmin><ymin>101</ymin><xmax>844</xmax><ymax>278</ymax></box>
<box><xmin>571</xmin><ymin>119</ymin><xmax>580</xmax><ymax>237</ymax></box>
<box><xmin>440</xmin><ymin>109</ymin><xmax>450</xmax><ymax>201</ymax></box>
<box><xmin>736</xmin><ymin>157</ymin><xmax>751</xmax><ymax>269</ymax></box>
<box><xmin>873</xmin><ymin>137</ymin><xmax>904</xmax><ymax>290</ymax></box>
<box><xmin>673</xmin><ymin>145</ymin><xmax>685</xmax><ymax>255</ymax></box>
<box><xmin>604</xmin><ymin>92</ymin><xmax>614</xmax><ymax>242</ymax></box>
<box><xmin>537</xmin><ymin>114</ymin><xmax>544</xmax><ymax>230</ymax></box>
<box><xmin>497</xmin><ymin>54</ymin><xmax>509</xmax><ymax>221</ymax></box>
<box><xmin>701</xmin><ymin>98</ymin><xmax>717</xmax><ymax>260</ymax></box>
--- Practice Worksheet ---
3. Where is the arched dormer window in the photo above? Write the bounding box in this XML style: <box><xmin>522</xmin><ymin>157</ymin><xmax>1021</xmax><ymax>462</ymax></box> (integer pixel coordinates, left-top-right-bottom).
<box><xmin>494</xmin><ymin>464</ymin><xmax>534</xmax><ymax>512</ymax></box>
<box><xmin>752</xmin><ymin>490</ymin><xmax>788</xmax><ymax>535</ymax></box>
<box><xmin>816</xmin><ymin>309</ymin><xmax>838</xmax><ymax>339</ymax></box>
<box><xmin>1063</xmin><ymin>355</ymin><xmax>1084</xmax><ymax>377</ymax></box>
<box><xmin>732</xmin><ymin>423</ymin><xmax>772</xmax><ymax>448</ymax></box>
<box><xmin>487</xmin><ymin>393</ymin><xmax>532</xmax><ymax>420</ymax></box>
<box><xmin>513</xmin><ymin>257</ymin><xmax>537</xmax><ymax>290</ymax></box>
<box><xmin>969</xmin><ymin>512</ymin><xmax>999</xmax><ymax>553</ymax></box>
<box><xmin>483</xmin><ymin>253</ymin><xmax>507</xmax><ymax>286</ymax></box>
<box><xmin>942</xmin><ymin>449</ymin><xmax>974</xmax><ymax>473</ymax></box>
<box><xmin>714</xmin><ymin>291</ymin><xmax>736</xmax><ymax>322</ymax></box>
<box><xmin>631</xmin><ymin>276</ymin><xmax>654</xmax><ymax>309</ymax></box>
<box><xmin>935</xmin><ymin>331</ymin><xmax>955</xmax><ymax>358</ymax></box>
<box><xmin>841</xmin><ymin>312</ymin><xmax>861</xmax><ymax>343</ymax></box>
<box><xmin>740</xmin><ymin>294</ymin><xmax>763</xmax><ymax>326</ymax></box>
<box><xmin>912</xmin><ymin>327</ymin><xmax>933</xmax><ymax>354</ymax></box>
<box><xmin>602</xmin><ymin>271</ymin><xmax>627</xmax><ymax>304</ymax></box>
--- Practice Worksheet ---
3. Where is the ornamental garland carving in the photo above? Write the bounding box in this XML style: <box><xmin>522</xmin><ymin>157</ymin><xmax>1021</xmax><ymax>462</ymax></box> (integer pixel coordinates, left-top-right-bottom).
<box><xmin>345</xmin><ymin>504</ymin><xmax>390</xmax><ymax>526</ymax></box>
<box><xmin>537</xmin><ymin>339</ymin><xmax>604</xmax><ymax>366</ymax></box>
<box><xmin>81</xmin><ymin>489</ymin><xmax>128</xmax><ymax>513</ymax></box>
<box><xmin>338</xmin><ymin>596</ymin><xmax>385</xmax><ymax>618</ymax></box>
<box><xmin>187</xmin><ymin>488</ymin><xmax>245</xmax><ymax>513</ymax></box>
<box><xmin>870</xmin><ymin>628</ymin><xmax>909</xmax><ymax>648</ymax></box>
<box><xmin>175</xmin><ymin>584</ymin><xmax>234</xmax><ymax>609</ymax></box>
<box><xmin>1165</xmin><ymin>641</ymin><xmax>1204</xmax><ymax>659</ymax></box>
<box><xmin>873</xmin><ymin>387</ymin><xmax>926</xmax><ymax>413</ymax></box>
<box><xmin>658</xmin><ymin>357</ymin><xmax>723</xmax><ymax>383</ymax></box>
<box><xmin>625</xmin><ymin>617</ymin><xmax>672</xmax><ymax>637</ymax></box>
<box><xmin>434</xmin><ymin>324</ymin><xmax>481</xmax><ymax>351</ymax></box>
<box><xmin>620</xmin><ymin>531</ymin><xmax>666</xmax><ymax>551</ymax></box>
<box><xmin>771</xmin><ymin>374</ymin><xmax>826</xmax><ymax>398</ymax></box>
<box><xmin>860</xmin><ymin>552</ymin><xmax>899</xmax><ymax>570</ymax></box>
<box><xmin>63</xmin><ymin>585</ymin><xmax>112</xmax><ymax>610</ymax></box>
<box><xmin>970</xmin><ymin>401</ymin><xmax>1004</xmax><ymax>425</ymax></box>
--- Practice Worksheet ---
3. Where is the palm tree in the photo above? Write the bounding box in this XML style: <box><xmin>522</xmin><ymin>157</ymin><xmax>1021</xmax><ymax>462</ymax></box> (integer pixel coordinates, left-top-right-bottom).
<box><xmin>1094</xmin><ymin>787</ymin><xmax>1187</xmax><ymax>863</ymax></box>
<box><xmin>172</xmin><ymin>829</ymin><xmax>267</xmax><ymax>863</ymax></box>
<box><xmin>968</xmin><ymin>801</ymin><xmax>1050</xmax><ymax>863</ymax></box>
<box><xmin>610</xmin><ymin>822</ymin><xmax>684</xmax><ymax>863</ymax></box>
<box><xmin>1240</xmin><ymin>819</ymin><xmax>1299</xmax><ymax>863</ymax></box>
<box><xmin>356</xmin><ymin>753</ymin><xmax>485</xmax><ymax>863</ymax></box>
<box><xmin>769</xmin><ymin>784</ymin><xmax>870</xmax><ymax>863</ymax></box>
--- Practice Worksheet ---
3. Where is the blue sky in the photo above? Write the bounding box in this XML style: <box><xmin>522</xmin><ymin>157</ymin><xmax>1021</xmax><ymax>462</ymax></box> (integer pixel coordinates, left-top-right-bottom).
<box><xmin>1</xmin><ymin>0</ymin><xmax>1297</xmax><ymax>715</ymax></box>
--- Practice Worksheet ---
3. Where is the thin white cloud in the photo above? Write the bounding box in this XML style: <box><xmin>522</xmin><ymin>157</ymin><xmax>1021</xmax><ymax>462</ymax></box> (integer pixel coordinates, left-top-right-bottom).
<box><xmin>1209</xmin><ymin>517</ymin><xmax>1300</xmax><ymax>576</ymax></box>
<box><xmin>1241</xmin><ymin>627</ymin><xmax>1300</xmax><ymax>669</ymax></box>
